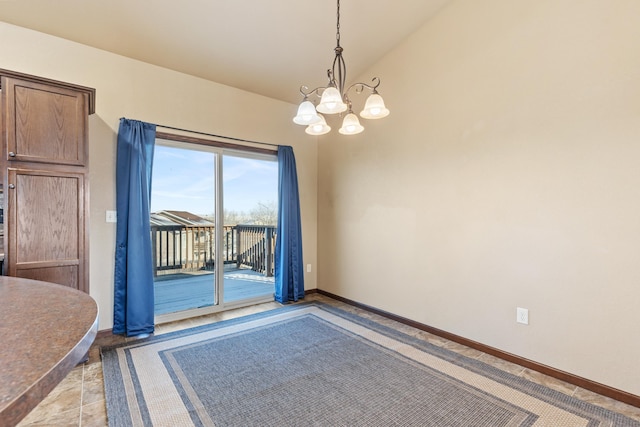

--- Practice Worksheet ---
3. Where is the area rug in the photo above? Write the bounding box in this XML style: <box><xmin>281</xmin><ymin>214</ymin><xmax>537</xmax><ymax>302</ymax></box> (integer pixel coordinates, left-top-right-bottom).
<box><xmin>102</xmin><ymin>302</ymin><xmax>639</xmax><ymax>426</ymax></box>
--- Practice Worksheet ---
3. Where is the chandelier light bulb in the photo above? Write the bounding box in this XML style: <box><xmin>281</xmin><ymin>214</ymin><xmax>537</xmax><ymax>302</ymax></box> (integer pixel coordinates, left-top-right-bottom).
<box><xmin>339</xmin><ymin>113</ymin><xmax>364</xmax><ymax>135</ymax></box>
<box><xmin>293</xmin><ymin>100</ymin><xmax>321</xmax><ymax>125</ymax></box>
<box><xmin>305</xmin><ymin>114</ymin><xmax>331</xmax><ymax>135</ymax></box>
<box><xmin>316</xmin><ymin>86</ymin><xmax>347</xmax><ymax>114</ymax></box>
<box><xmin>360</xmin><ymin>93</ymin><xmax>390</xmax><ymax>119</ymax></box>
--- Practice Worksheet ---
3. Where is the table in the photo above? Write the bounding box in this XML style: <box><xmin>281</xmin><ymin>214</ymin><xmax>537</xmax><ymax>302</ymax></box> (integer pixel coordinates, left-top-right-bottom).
<box><xmin>0</xmin><ymin>276</ymin><xmax>98</xmax><ymax>426</ymax></box>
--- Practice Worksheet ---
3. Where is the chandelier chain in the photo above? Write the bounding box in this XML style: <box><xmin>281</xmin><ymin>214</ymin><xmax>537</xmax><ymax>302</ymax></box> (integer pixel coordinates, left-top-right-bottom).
<box><xmin>336</xmin><ymin>0</ymin><xmax>341</xmax><ymax>47</ymax></box>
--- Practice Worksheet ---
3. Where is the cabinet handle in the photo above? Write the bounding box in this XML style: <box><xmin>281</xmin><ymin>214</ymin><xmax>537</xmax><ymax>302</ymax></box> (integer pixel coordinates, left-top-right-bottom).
<box><xmin>8</xmin><ymin>152</ymin><xmax>16</xmax><ymax>157</ymax></box>
<box><xmin>8</xmin><ymin>184</ymin><xmax>15</xmax><ymax>189</ymax></box>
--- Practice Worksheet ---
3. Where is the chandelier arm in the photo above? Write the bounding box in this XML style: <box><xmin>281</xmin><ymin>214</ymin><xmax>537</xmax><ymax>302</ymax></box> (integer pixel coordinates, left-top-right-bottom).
<box><xmin>344</xmin><ymin>97</ymin><xmax>353</xmax><ymax>112</ymax></box>
<box><xmin>299</xmin><ymin>85</ymin><xmax>328</xmax><ymax>99</ymax></box>
<box><xmin>299</xmin><ymin>85</ymin><xmax>311</xmax><ymax>98</ymax></box>
<box><xmin>345</xmin><ymin>77</ymin><xmax>381</xmax><ymax>96</ymax></box>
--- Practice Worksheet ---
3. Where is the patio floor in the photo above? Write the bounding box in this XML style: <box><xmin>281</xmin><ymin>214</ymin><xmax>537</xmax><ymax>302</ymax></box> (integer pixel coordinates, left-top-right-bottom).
<box><xmin>154</xmin><ymin>267</ymin><xmax>275</xmax><ymax>315</ymax></box>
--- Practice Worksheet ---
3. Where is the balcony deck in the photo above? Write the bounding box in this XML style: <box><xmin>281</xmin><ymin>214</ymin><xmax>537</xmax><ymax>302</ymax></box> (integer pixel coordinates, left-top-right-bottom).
<box><xmin>154</xmin><ymin>267</ymin><xmax>274</xmax><ymax>315</ymax></box>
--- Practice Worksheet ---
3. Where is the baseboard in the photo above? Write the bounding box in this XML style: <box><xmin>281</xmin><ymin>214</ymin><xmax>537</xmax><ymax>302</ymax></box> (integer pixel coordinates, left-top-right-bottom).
<box><xmin>96</xmin><ymin>328</ymin><xmax>114</xmax><ymax>340</ymax></box>
<box><xmin>316</xmin><ymin>289</ymin><xmax>640</xmax><ymax>409</ymax></box>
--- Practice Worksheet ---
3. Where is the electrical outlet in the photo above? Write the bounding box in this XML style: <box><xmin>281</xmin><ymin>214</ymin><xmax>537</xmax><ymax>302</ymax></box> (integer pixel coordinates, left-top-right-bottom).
<box><xmin>516</xmin><ymin>307</ymin><xmax>529</xmax><ymax>325</ymax></box>
<box><xmin>306</xmin><ymin>264</ymin><xmax>312</xmax><ymax>273</ymax></box>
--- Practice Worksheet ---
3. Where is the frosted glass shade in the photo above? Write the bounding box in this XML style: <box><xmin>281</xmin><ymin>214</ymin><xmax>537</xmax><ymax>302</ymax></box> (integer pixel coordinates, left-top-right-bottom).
<box><xmin>305</xmin><ymin>114</ymin><xmax>331</xmax><ymax>135</ymax></box>
<box><xmin>293</xmin><ymin>100</ymin><xmax>321</xmax><ymax>125</ymax></box>
<box><xmin>360</xmin><ymin>93</ymin><xmax>390</xmax><ymax>119</ymax></box>
<box><xmin>339</xmin><ymin>113</ymin><xmax>364</xmax><ymax>135</ymax></box>
<box><xmin>316</xmin><ymin>86</ymin><xmax>348</xmax><ymax>114</ymax></box>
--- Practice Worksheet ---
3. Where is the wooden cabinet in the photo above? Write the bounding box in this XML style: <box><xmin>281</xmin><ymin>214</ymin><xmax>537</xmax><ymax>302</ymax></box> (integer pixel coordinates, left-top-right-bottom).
<box><xmin>0</xmin><ymin>70</ymin><xmax>95</xmax><ymax>293</ymax></box>
<box><xmin>4</xmin><ymin>78</ymin><xmax>88</xmax><ymax>166</ymax></box>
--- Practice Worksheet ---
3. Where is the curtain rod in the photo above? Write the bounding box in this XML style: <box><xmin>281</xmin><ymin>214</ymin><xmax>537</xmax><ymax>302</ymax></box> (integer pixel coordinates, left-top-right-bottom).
<box><xmin>121</xmin><ymin>118</ymin><xmax>279</xmax><ymax>148</ymax></box>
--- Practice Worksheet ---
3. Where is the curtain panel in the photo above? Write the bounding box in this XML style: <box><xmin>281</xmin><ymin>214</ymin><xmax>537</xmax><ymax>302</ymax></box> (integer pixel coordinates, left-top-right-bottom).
<box><xmin>113</xmin><ymin>118</ymin><xmax>156</xmax><ymax>336</ymax></box>
<box><xmin>274</xmin><ymin>146</ymin><xmax>305</xmax><ymax>303</ymax></box>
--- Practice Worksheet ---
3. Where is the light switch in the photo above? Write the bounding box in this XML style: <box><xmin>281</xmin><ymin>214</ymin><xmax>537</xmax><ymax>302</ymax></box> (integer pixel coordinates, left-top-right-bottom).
<box><xmin>106</xmin><ymin>210</ymin><xmax>117</xmax><ymax>223</ymax></box>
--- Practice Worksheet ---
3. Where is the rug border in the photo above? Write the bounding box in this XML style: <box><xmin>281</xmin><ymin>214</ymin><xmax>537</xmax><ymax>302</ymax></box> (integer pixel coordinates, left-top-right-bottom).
<box><xmin>101</xmin><ymin>301</ymin><xmax>640</xmax><ymax>426</ymax></box>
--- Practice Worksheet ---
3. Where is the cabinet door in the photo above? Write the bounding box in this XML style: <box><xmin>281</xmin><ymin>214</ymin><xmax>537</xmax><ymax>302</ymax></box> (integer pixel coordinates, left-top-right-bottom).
<box><xmin>6</xmin><ymin>168</ymin><xmax>87</xmax><ymax>292</ymax></box>
<box><xmin>2</xmin><ymin>77</ymin><xmax>88</xmax><ymax>166</ymax></box>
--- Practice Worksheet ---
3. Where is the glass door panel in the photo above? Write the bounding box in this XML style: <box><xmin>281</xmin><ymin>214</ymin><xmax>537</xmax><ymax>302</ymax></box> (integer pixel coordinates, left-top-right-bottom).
<box><xmin>222</xmin><ymin>153</ymin><xmax>278</xmax><ymax>304</ymax></box>
<box><xmin>151</xmin><ymin>142</ymin><xmax>217</xmax><ymax>316</ymax></box>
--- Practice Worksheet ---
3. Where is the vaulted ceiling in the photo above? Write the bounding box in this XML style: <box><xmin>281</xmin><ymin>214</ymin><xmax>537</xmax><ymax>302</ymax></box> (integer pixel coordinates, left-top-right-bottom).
<box><xmin>0</xmin><ymin>0</ymin><xmax>450</xmax><ymax>104</ymax></box>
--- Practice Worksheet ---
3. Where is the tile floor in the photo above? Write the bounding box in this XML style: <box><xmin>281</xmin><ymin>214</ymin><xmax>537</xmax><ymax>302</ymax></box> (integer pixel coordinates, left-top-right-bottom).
<box><xmin>17</xmin><ymin>293</ymin><xmax>640</xmax><ymax>426</ymax></box>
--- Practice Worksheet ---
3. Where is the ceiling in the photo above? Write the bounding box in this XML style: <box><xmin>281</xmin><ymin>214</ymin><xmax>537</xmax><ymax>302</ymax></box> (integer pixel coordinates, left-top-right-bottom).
<box><xmin>0</xmin><ymin>0</ymin><xmax>450</xmax><ymax>104</ymax></box>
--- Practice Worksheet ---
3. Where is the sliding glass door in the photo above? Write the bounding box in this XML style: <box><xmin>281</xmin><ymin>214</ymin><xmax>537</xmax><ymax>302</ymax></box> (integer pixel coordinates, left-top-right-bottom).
<box><xmin>150</xmin><ymin>139</ymin><xmax>277</xmax><ymax>320</ymax></box>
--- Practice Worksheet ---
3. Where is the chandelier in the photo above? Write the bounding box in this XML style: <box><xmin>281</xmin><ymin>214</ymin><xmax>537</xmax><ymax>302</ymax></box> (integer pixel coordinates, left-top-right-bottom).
<box><xmin>293</xmin><ymin>0</ymin><xmax>390</xmax><ymax>136</ymax></box>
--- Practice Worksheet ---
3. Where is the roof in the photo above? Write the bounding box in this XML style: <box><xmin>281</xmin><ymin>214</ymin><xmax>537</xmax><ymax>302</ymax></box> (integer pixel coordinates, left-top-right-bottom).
<box><xmin>153</xmin><ymin>210</ymin><xmax>214</xmax><ymax>227</ymax></box>
<box><xmin>150</xmin><ymin>213</ymin><xmax>181</xmax><ymax>227</ymax></box>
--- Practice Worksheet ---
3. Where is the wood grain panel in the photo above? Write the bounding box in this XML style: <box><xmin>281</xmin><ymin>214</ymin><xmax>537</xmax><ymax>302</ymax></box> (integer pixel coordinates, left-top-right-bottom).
<box><xmin>0</xmin><ymin>69</ymin><xmax>95</xmax><ymax>114</ymax></box>
<box><xmin>7</xmin><ymin>168</ymin><xmax>85</xmax><ymax>291</ymax></box>
<box><xmin>4</xmin><ymin>78</ymin><xmax>86</xmax><ymax>166</ymax></box>
<box><xmin>15</xmin><ymin>173</ymin><xmax>79</xmax><ymax>262</ymax></box>
<box><xmin>16</xmin><ymin>266</ymin><xmax>79</xmax><ymax>290</ymax></box>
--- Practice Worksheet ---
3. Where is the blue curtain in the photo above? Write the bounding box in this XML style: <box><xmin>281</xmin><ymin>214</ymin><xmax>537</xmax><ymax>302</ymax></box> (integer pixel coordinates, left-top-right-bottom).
<box><xmin>274</xmin><ymin>146</ymin><xmax>305</xmax><ymax>303</ymax></box>
<box><xmin>113</xmin><ymin>119</ymin><xmax>156</xmax><ymax>336</ymax></box>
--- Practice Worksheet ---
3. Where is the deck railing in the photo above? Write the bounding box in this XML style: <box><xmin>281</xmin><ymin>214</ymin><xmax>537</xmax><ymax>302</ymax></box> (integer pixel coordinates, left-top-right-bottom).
<box><xmin>151</xmin><ymin>224</ymin><xmax>276</xmax><ymax>277</ymax></box>
<box><xmin>236</xmin><ymin>225</ymin><xmax>276</xmax><ymax>277</ymax></box>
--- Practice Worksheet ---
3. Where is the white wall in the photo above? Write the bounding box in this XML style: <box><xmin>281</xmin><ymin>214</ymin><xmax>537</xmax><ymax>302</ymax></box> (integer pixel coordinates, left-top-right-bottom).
<box><xmin>318</xmin><ymin>0</ymin><xmax>640</xmax><ymax>396</ymax></box>
<box><xmin>0</xmin><ymin>22</ymin><xmax>318</xmax><ymax>332</ymax></box>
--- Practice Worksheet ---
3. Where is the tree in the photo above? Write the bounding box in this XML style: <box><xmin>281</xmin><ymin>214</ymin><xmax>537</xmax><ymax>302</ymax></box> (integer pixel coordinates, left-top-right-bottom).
<box><xmin>223</xmin><ymin>209</ymin><xmax>247</xmax><ymax>226</ymax></box>
<box><xmin>250</xmin><ymin>201</ymin><xmax>277</xmax><ymax>225</ymax></box>
<box><xmin>221</xmin><ymin>201</ymin><xmax>277</xmax><ymax>226</ymax></box>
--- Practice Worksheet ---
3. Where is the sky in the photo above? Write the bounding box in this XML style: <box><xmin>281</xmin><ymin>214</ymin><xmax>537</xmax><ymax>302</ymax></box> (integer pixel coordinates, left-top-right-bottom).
<box><xmin>150</xmin><ymin>144</ymin><xmax>278</xmax><ymax>217</ymax></box>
